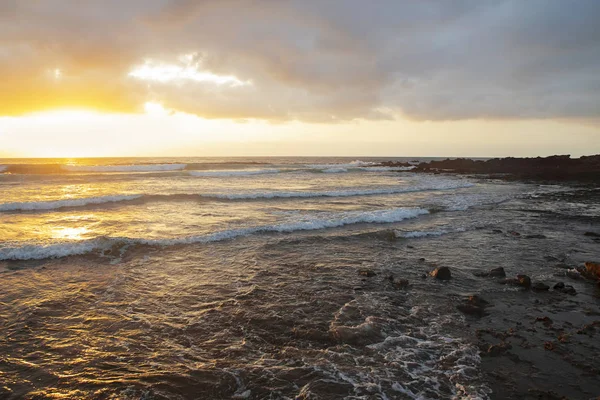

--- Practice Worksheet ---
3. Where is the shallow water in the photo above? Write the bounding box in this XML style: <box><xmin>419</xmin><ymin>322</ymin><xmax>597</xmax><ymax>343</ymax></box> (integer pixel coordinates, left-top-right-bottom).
<box><xmin>1</xmin><ymin>158</ymin><xmax>599</xmax><ymax>399</ymax></box>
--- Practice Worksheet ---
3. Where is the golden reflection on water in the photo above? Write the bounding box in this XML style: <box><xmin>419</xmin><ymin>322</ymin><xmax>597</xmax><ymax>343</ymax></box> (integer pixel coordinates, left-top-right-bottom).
<box><xmin>51</xmin><ymin>226</ymin><xmax>89</xmax><ymax>240</ymax></box>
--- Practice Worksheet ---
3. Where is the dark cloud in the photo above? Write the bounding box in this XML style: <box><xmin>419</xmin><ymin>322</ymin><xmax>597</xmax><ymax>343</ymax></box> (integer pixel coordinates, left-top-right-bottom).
<box><xmin>1</xmin><ymin>0</ymin><xmax>599</xmax><ymax>121</ymax></box>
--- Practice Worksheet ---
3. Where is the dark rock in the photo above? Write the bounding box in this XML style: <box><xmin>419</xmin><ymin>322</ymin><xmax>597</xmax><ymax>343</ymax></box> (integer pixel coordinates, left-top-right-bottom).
<box><xmin>525</xmin><ymin>234</ymin><xmax>547</xmax><ymax>239</ymax></box>
<box><xmin>492</xmin><ymin>229</ymin><xmax>503</xmax><ymax>234</ymax></box>
<box><xmin>584</xmin><ymin>231</ymin><xmax>600</xmax><ymax>237</ymax></box>
<box><xmin>406</xmin><ymin>245</ymin><xmax>415</xmax><ymax>249</ymax></box>
<box><xmin>554</xmin><ymin>282</ymin><xmax>577</xmax><ymax>295</ymax></box>
<box><xmin>430</xmin><ymin>266</ymin><xmax>451</xmax><ymax>280</ymax></box>
<box><xmin>411</xmin><ymin>154</ymin><xmax>600</xmax><ymax>183</ymax></box>
<box><xmin>488</xmin><ymin>267</ymin><xmax>506</xmax><ymax>277</ymax></box>
<box><xmin>385</xmin><ymin>274</ymin><xmax>394</xmax><ymax>282</ymax></box>
<box><xmin>517</xmin><ymin>274</ymin><xmax>531</xmax><ymax>288</ymax></box>
<box><xmin>544</xmin><ymin>341</ymin><xmax>555</xmax><ymax>351</ymax></box>
<box><xmin>358</xmin><ymin>269</ymin><xmax>376</xmax><ymax>277</ymax></box>
<box><xmin>532</xmin><ymin>282</ymin><xmax>550</xmax><ymax>291</ymax></box>
<box><xmin>393</xmin><ymin>279</ymin><xmax>410</xmax><ymax>289</ymax></box>
<box><xmin>457</xmin><ymin>295</ymin><xmax>490</xmax><ymax>317</ymax></box>
<box><xmin>418</xmin><ymin>257</ymin><xmax>426</xmax><ymax>262</ymax></box>
<box><xmin>508</xmin><ymin>231</ymin><xmax>521</xmax><ymax>237</ymax></box>
<box><xmin>420</xmin><ymin>273</ymin><xmax>427</xmax><ymax>279</ymax></box>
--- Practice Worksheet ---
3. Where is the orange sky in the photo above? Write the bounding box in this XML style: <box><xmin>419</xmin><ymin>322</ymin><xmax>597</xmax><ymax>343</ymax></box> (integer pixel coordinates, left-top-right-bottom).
<box><xmin>1</xmin><ymin>1</ymin><xmax>599</xmax><ymax>157</ymax></box>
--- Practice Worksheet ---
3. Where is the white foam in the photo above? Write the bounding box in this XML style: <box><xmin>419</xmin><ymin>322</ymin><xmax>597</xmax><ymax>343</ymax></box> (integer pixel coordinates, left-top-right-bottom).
<box><xmin>62</xmin><ymin>164</ymin><xmax>187</xmax><ymax>172</ymax></box>
<box><xmin>0</xmin><ymin>207</ymin><xmax>428</xmax><ymax>260</ymax></box>
<box><xmin>0</xmin><ymin>165</ymin><xmax>6</xmax><ymax>173</ymax></box>
<box><xmin>0</xmin><ymin>194</ymin><xmax>142</xmax><ymax>212</ymax></box>
<box><xmin>189</xmin><ymin>168</ymin><xmax>280</xmax><ymax>177</ymax></box>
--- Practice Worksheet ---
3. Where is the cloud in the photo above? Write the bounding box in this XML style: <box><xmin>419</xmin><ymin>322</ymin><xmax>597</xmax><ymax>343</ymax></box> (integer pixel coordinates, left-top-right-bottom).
<box><xmin>1</xmin><ymin>0</ymin><xmax>599</xmax><ymax>122</ymax></box>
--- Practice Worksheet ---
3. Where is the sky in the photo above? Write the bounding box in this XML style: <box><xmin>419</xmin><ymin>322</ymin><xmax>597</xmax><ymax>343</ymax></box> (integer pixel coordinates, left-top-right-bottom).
<box><xmin>1</xmin><ymin>0</ymin><xmax>599</xmax><ymax>158</ymax></box>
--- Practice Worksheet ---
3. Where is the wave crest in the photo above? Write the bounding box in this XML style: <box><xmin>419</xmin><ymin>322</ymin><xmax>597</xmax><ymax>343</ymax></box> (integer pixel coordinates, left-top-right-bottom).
<box><xmin>62</xmin><ymin>164</ymin><xmax>187</xmax><ymax>172</ymax></box>
<box><xmin>0</xmin><ymin>207</ymin><xmax>428</xmax><ymax>260</ymax></box>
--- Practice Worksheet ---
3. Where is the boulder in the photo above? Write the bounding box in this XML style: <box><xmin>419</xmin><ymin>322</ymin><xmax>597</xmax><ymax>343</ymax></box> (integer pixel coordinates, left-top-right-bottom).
<box><xmin>430</xmin><ymin>266</ymin><xmax>452</xmax><ymax>280</ymax></box>
<box><xmin>553</xmin><ymin>282</ymin><xmax>577</xmax><ymax>295</ymax></box>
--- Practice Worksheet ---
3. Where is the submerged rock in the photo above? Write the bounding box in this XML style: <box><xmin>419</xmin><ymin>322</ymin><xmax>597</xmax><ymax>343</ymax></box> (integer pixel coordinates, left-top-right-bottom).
<box><xmin>457</xmin><ymin>295</ymin><xmax>490</xmax><ymax>317</ymax></box>
<box><xmin>554</xmin><ymin>282</ymin><xmax>577</xmax><ymax>295</ymax></box>
<box><xmin>430</xmin><ymin>266</ymin><xmax>451</xmax><ymax>280</ymax></box>
<box><xmin>358</xmin><ymin>269</ymin><xmax>376</xmax><ymax>277</ymax></box>
<box><xmin>532</xmin><ymin>282</ymin><xmax>550</xmax><ymax>292</ymax></box>
<box><xmin>475</xmin><ymin>267</ymin><xmax>506</xmax><ymax>278</ymax></box>
<box><xmin>584</xmin><ymin>232</ymin><xmax>600</xmax><ymax>237</ymax></box>
<box><xmin>503</xmin><ymin>274</ymin><xmax>531</xmax><ymax>288</ymax></box>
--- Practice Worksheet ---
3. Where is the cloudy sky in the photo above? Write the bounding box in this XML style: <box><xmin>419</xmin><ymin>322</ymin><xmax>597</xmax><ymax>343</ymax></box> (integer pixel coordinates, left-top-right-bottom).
<box><xmin>1</xmin><ymin>0</ymin><xmax>599</xmax><ymax>157</ymax></box>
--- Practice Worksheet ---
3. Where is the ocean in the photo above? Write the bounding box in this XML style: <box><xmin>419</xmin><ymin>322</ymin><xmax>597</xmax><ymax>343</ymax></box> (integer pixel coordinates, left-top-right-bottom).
<box><xmin>1</xmin><ymin>157</ymin><xmax>599</xmax><ymax>399</ymax></box>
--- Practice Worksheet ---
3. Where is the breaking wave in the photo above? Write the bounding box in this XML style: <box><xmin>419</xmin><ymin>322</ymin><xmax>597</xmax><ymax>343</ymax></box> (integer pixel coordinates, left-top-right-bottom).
<box><xmin>0</xmin><ymin>181</ymin><xmax>474</xmax><ymax>212</ymax></box>
<box><xmin>62</xmin><ymin>164</ymin><xmax>187</xmax><ymax>172</ymax></box>
<box><xmin>0</xmin><ymin>165</ymin><xmax>7</xmax><ymax>173</ymax></box>
<box><xmin>0</xmin><ymin>207</ymin><xmax>429</xmax><ymax>260</ymax></box>
<box><xmin>189</xmin><ymin>168</ymin><xmax>280</xmax><ymax>177</ymax></box>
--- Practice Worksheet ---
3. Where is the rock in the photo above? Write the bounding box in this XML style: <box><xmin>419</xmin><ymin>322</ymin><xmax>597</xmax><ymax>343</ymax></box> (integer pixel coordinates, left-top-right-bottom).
<box><xmin>418</xmin><ymin>257</ymin><xmax>426</xmax><ymax>262</ymax></box>
<box><xmin>457</xmin><ymin>295</ymin><xmax>490</xmax><ymax>317</ymax></box>
<box><xmin>525</xmin><ymin>234</ymin><xmax>547</xmax><ymax>239</ymax></box>
<box><xmin>406</xmin><ymin>245</ymin><xmax>415</xmax><ymax>249</ymax></box>
<box><xmin>584</xmin><ymin>231</ymin><xmax>600</xmax><ymax>237</ymax></box>
<box><xmin>358</xmin><ymin>269</ymin><xmax>376</xmax><ymax>277</ymax></box>
<box><xmin>488</xmin><ymin>267</ymin><xmax>507</xmax><ymax>277</ymax></box>
<box><xmin>544</xmin><ymin>341</ymin><xmax>555</xmax><ymax>351</ymax></box>
<box><xmin>393</xmin><ymin>279</ymin><xmax>410</xmax><ymax>289</ymax></box>
<box><xmin>420</xmin><ymin>273</ymin><xmax>427</xmax><ymax>279</ymax></box>
<box><xmin>492</xmin><ymin>229</ymin><xmax>503</xmax><ymax>234</ymax></box>
<box><xmin>553</xmin><ymin>281</ymin><xmax>577</xmax><ymax>295</ymax></box>
<box><xmin>532</xmin><ymin>282</ymin><xmax>550</xmax><ymax>291</ymax></box>
<box><xmin>508</xmin><ymin>231</ymin><xmax>521</xmax><ymax>237</ymax></box>
<box><xmin>583</xmin><ymin>262</ymin><xmax>600</xmax><ymax>280</ymax></box>
<box><xmin>430</xmin><ymin>266</ymin><xmax>451</xmax><ymax>280</ymax></box>
<box><xmin>517</xmin><ymin>274</ymin><xmax>531</xmax><ymax>288</ymax></box>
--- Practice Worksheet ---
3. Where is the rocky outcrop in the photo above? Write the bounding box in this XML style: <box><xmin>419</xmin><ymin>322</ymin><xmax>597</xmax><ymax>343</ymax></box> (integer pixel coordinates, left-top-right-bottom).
<box><xmin>583</xmin><ymin>262</ymin><xmax>600</xmax><ymax>280</ymax></box>
<box><xmin>380</xmin><ymin>154</ymin><xmax>600</xmax><ymax>182</ymax></box>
